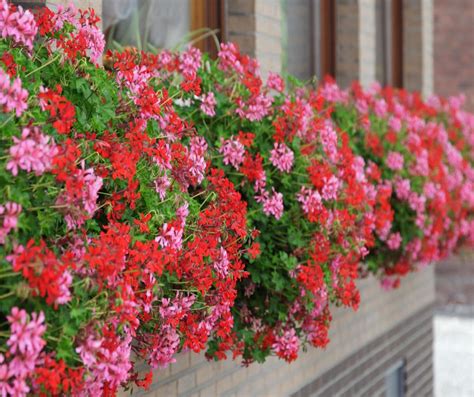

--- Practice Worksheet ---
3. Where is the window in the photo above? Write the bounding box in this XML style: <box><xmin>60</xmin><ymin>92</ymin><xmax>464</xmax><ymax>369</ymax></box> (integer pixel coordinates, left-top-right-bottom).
<box><xmin>376</xmin><ymin>0</ymin><xmax>403</xmax><ymax>87</ymax></box>
<box><xmin>385</xmin><ymin>360</ymin><xmax>406</xmax><ymax>397</ymax></box>
<box><xmin>103</xmin><ymin>0</ymin><xmax>225</xmax><ymax>56</ymax></box>
<box><xmin>284</xmin><ymin>0</ymin><xmax>336</xmax><ymax>81</ymax></box>
<box><xmin>9</xmin><ymin>0</ymin><xmax>45</xmax><ymax>9</ymax></box>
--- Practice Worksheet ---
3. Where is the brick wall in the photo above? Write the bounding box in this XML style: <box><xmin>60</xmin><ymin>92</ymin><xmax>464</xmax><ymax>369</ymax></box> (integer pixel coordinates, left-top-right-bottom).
<box><xmin>121</xmin><ymin>266</ymin><xmax>435</xmax><ymax>397</ymax></box>
<box><xmin>434</xmin><ymin>0</ymin><xmax>474</xmax><ymax>111</ymax></box>
<box><xmin>403</xmin><ymin>0</ymin><xmax>434</xmax><ymax>97</ymax></box>
<box><xmin>227</xmin><ymin>0</ymin><xmax>282</xmax><ymax>78</ymax></box>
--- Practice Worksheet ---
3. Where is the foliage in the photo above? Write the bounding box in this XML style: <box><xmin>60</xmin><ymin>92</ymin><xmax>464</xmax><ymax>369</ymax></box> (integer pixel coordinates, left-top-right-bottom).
<box><xmin>0</xmin><ymin>2</ymin><xmax>473</xmax><ymax>395</ymax></box>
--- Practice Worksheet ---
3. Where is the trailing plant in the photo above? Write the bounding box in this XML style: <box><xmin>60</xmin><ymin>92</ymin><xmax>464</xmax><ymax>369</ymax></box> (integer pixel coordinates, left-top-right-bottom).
<box><xmin>0</xmin><ymin>2</ymin><xmax>473</xmax><ymax>395</ymax></box>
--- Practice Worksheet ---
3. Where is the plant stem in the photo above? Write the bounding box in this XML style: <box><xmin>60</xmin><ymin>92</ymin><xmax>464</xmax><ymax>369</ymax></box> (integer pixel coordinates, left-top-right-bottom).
<box><xmin>26</xmin><ymin>54</ymin><xmax>61</xmax><ymax>77</ymax></box>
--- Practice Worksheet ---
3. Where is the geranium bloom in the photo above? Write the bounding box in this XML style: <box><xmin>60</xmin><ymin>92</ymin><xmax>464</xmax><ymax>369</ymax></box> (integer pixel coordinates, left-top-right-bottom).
<box><xmin>266</xmin><ymin>72</ymin><xmax>284</xmax><ymax>92</ymax></box>
<box><xmin>321</xmin><ymin>175</ymin><xmax>341</xmax><ymax>201</ymax></box>
<box><xmin>270</xmin><ymin>142</ymin><xmax>294</xmax><ymax>172</ymax></box>
<box><xmin>154</xmin><ymin>175</ymin><xmax>171</xmax><ymax>200</ymax></box>
<box><xmin>7</xmin><ymin>126</ymin><xmax>58</xmax><ymax>176</ymax></box>
<box><xmin>7</xmin><ymin>308</ymin><xmax>46</xmax><ymax>357</ymax></box>
<box><xmin>256</xmin><ymin>188</ymin><xmax>284</xmax><ymax>220</ymax></box>
<box><xmin>219</xmin><ymin>137</ymin><xmax>245</xmax><ymax>169</ymax></box>
<box><xmin>235</xmin><ymin>94</ymin><xmax>273</xmax><ymax>122</ymax></box>
<box><xmin>213</xmin><ymin>247</ymin><xmax>230</xmax><ymax>278</ymax></box>
<box><xmin>387</xmin><ymin>232</ymin><xmax>402</xmax><ymax>250</ymax></box>
<box><xmin>0</xmin><ymin>69</ymin><xmax>28</xmax><ymax>116</ymax></box>
<box><xmin>386</xmin><ymin>151</ymin><xmax>404</xmax><ymax>171</ymax></box>
<box><xmin>395</xmin><ymin>177</ymin><xmax>411</xmax><ymax>200</ymax></box>
<box><xmin>200</xmin><ymin>91</ymin><xmax>217</xmax><ymax>116</ymax></box>
<box><xmin>56</xmin><ymin>164</ymin><xmax>103</xmax><ymax>230</ymax></box>
<box><xmin>179</xmin><ymin>46</ymin><xmax>202</xmax><ymax>80</ymax></box>
<box><xmin>0</xmin><ymin>1</ymin><xmax>37</xmax><ymax>50</ymax></box>
<box><xmin>148</xmin><ymin>326</ymin><xmax>180</xmax><ymax>368</ymax></box>
<box><xmin>272</xmin><ymin>328</ymin><xmax>299</xmax><ymax>362</ymax></box>
<box><xmin>0</xmin><ymin>201</ymin><xmax>21</xmax><ymax>244</ymax></box>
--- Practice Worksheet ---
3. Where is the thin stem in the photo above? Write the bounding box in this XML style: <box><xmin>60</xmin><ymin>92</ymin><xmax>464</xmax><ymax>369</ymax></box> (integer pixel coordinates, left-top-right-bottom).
<box><xmin>0</xmin><ymin>290</ymin><xmax>15</xmax><ymax>300</ymax></box>
<box><xmin>26</xmin><ymin>54</ymin><xmax>61</xmax><ymax>77</ymax></box>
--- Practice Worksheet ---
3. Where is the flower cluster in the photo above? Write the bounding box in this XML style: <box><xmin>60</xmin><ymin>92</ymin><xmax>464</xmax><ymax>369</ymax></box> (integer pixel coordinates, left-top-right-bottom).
<box><xmin>0</xmin><ymin>2</ymin><xmax>473</xmax><ymax>395</ymax></box>
<box><xmin>0</xmin><ymin>3</ymin><xmax>249</xmax><ymax>395</ymax></box>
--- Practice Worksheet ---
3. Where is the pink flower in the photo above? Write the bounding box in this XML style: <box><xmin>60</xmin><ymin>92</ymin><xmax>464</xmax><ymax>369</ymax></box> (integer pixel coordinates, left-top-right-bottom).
<box><xmin>387</xmin><ymin>232</ymin><xmax>402</xmax><ymax>250</ymax></box>
<box><xmin>0</xmin><ymin>1</ymin><xmax>37</xmax><ymax>50</ymax></box>
<box><xmin>55</xmin><ymin>271</ymin><xmax>72</xmax><ymax>305</ymax></box>
<box><xmin>179</xmin><ymin>46</ymin><xmax>202</xmax><ymax>79</ymax></box>
<box><xmin>374</xmin><ymin>99</ymin><xmax>388</xmax><ymax>117</ymax></box>
<box><xmin>381</xmin><ymin>276</ymin><xmax>399</xmax><ymax>291</ymax></box>
<box><xmin>235</xmin><ymin>94</ymin><xmax>273</xmax><ymax>122</ymax></box>
<box><xmin>410</xmin><ymin>149</ymin><xmax>429</xmax><ymax>176</ymax></box>
<box><xmin>395</xmin><ymin>177</ymin><xmax>411</xmax><ymax>200</ymax></box>
<box><xmin>270</xmin><ymin>142</ymin><xmax>294</xmax><ymax>172</ymax></box>
<box><xmin>218</xmin><ymin>42</ymin><xmax>245</xmax><ymax>75</ymax></box>
<box><xmin>321</xmin><ymin>175</ymin><xmax>340</xmax><ymax>201</ymax></box>
<box><xmin>320</xmin><ymin>121</ymin><xmax>339</xmax><ymax>162</ymax></box>
<box><xmin>52</xmin><ymin>4</ymin><xmax>78</xmax><ymax>31</ymax></box>
<box><xmin>78</xmin><ymin>24</ymin><xmax>105</xmax><ymax>64</ymax></box>
<box><xmin>176</xmin><ymin>203</ymin><xmax>189</xmax><ymax>227</ymax></box>
<box><xmin>320</xmin><ymin>81</ymin><xmax>348</xmax><ymax>103</ymax></box>
<box><xmin>76</xmin><ymin>334</ymin><xmax>102</xmax><ymax>367</ymax></box>
<box><xmin>388</xmin><ymin>116</ymin><xmax>402</xmax><ymax>132</ymax></box>
<box><xmin>154</xmin><ymin>175</ymin><xmax>171</xmax><ymax>200</ymax></box>
<box><xmin>386</xmin><ymin>151</ymin><xmax>404</xmax><ymax>171</ymax></box>
<box><xmin>155</xmin><ymin>223</ymin><xmax>183</xmax><ymax>251</ymax></box>
<box><xmin>266</xmin><ymin>72</ymin><xmax>284</xmax><ymax>92</ymax></box>
<box><xmin>257</xmin><ymin>188</ymin><xmax>284</xmax><ymax>220</ymax></box>
<box><xmin>0</xmin><ymin>69</ymin><xmax>28</xmax><ymax>116</ymax></box>
<box><xmin>7</xmin><ymin>308</ymin><xmax>46</xmax><ymax>357</ymax></box>
<box><xmin>188</xmin><ymin>136</ymin><xmax>207</xmax><ymax>185</ymax></box>
<box><xmin>56</xmin><ymin>164</ymin><xmax>103</xmax><ymax>230</ymax></box>
<box><xmin>7</xmin><ymin>126</ymin><xmax>58</xmax><ymax>176</ymax></box>
<box><xmin>296</xmin><ymin>187</ymin><xmax>323</xmax><ymax>215</ymax></box>
<box><xmin>272</xmin><ymin>328</ymin><xmax>299</xmax><ymax>362</ymax></box>
<box><xmin>219</xmin><ymin>137</ymin><xmax>245</xmax><ymax>169</ymax></box>
<box><xmin>213</xmin><ymin>247</ymin><xmax>230</xmax><ymax>278</ymax></box>
<box><xmin>200</xmin><ymin>92</ymin><xmax>217</xmax><ymax>116</ymax></box>
<box><xmin>159</xmin><ymin>293</ymin><xmax>195</xmax><ymax>323</ymax></box>
<box><xmin>148</xmin><ymin>326</ymin><xmax>180</xmax><ymax>368</ymax></box>
<box><xmin>0</xmin><ymin>202</ymin><xmax>21</xmax><ymax>244</ymax></box>
<box><xmin>80</xmin><ymin>331</ymin><xmax>132</xmax><ymax>392</ymax></box>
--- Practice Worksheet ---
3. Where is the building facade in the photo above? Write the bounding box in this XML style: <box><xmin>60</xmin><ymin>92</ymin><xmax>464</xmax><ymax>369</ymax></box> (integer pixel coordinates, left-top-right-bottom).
<box><xmin>12</xmin><ymin>1</ymin><xmax>438</xmax><ymax>396</ymax></box>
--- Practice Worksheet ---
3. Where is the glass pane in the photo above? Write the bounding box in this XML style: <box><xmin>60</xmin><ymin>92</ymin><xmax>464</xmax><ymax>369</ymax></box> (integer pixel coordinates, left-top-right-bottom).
<box><xmin>103</xmin><ymin>0</ymin><xmax>190</xmax><ymax>51</ymax></box>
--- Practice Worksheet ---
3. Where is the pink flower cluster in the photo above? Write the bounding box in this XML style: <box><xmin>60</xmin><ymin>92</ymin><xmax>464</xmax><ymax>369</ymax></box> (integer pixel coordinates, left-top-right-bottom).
<box><xmin>0</xmin><ymin>308</ymin><xmax>46</xmax><ymax>397</ymax></box>
<box><xmin>56</xmin><ymin>165</ymin><xmax>103</xmax><ymax>230</ymax></box>
<box><xmin>76</xmin><ymin>331</ymin><xmax>132</xmax><ymax>395</ymax></box>
<box><xmin>200</xmin><ymin>91</ymin><xmax>217</xmax><ymax>116</ymax></box>
<box><xmin>257</xmin><ymin>188</ymin><xmax>284</xmax><ymax>220</ymax></box>
<box><xmin>272</xmin><ymin>328</ymin><xmax>299</xmax><ymax>362</ymax></box>
<box><xmin>78</xmin><ymin>23</ymin><xmax>105</xmax><ymax>65</ymax></box>
<box><xmin>266</xmin><ymin>72</ymin><xmax>284</xmax><ymax>92</ymax></box>
<box><xmin>219</xmin><ymin>137</ymin><xmax>245</xmax><ymax>169</ymax></box>
<box><xmin>236</xmin><ymin>94</ymin><xmax>273</xmax><ymax>122</ymax></box>
<box><xmin>0</xmin><ymin>69</ymin><xmax>28</xmax><ymax>117</ymax></box>
<box><xmin>297</xmin><ymin>187</ymin><xmax>323</xmax><ymax>216</ymax></box>
<box><xmin>188</xmin><ymin>136</ymin><xmax>208</xmax><ymax>185</ymax></box>
<box><xmin>179</xmin><ymin>46</ymin><xmax>202</xmax><ymax>80</ymax></box>
<box><xmin>270</xmin><ymin>142</ymin><xmax>294</xmax><ymax>173</ymax></box>
<box><xmin>6</xmin><ymin>126</ymin><xmax>58</xmax><ymax>176</ymax></box>
<box><xmin>386</xmin><ymin>151</ymin><xmax>404</xmax><ymax>171</ymax></box>
<box><xmin>321</xmin><ymin>175</ymin><xmax>341</xmax><ymax>201</ymax></box>
<box><xmin>0</xmin><ymin>1</ymin><xmax>37</xmax><ymax>50</ymax></box>
<box><xmin>0</xmin><ymin>202</ymin><xmax>21</xmax><ymax>244</ymax></box>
